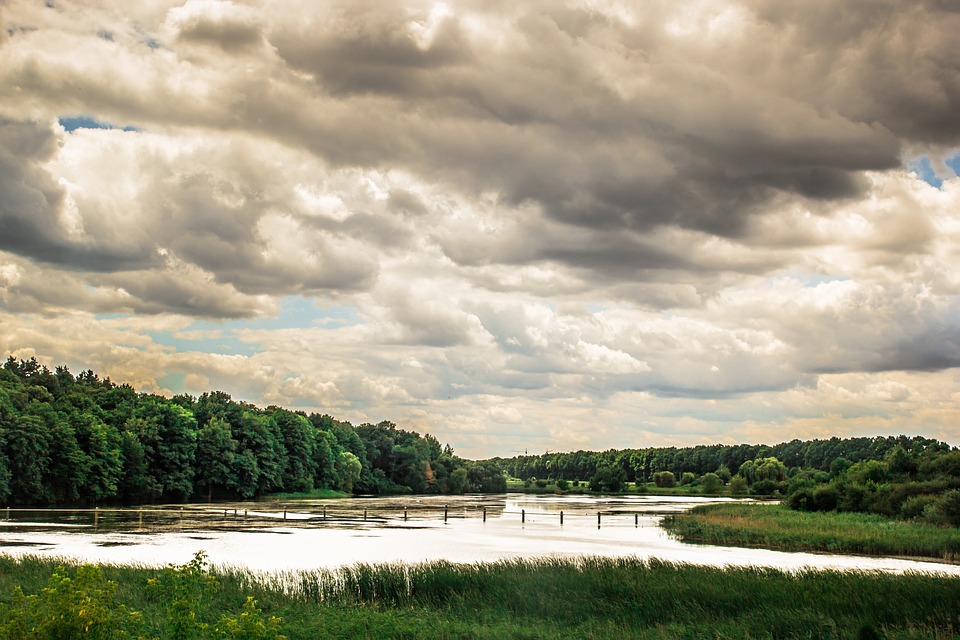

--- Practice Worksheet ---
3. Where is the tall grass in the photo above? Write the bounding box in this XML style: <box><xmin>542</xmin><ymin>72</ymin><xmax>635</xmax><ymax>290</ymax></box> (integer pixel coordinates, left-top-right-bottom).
<box><xmin>2</xmin><ymin>553</ymin><xmax>960</xmax><ymax>638</ymax></box>
<box><xmin>662</xmin><ymin>502</ymin><xmax>960</xmax><ymax>561</ymax></box>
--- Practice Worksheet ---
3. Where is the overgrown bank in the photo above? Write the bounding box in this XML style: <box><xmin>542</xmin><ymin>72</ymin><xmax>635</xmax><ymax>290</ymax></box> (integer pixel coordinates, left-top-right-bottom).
<box><xmin>662</xmin><ymin>502</ymin><xmax>960</xmax><ymax>562</ymax></box>
<box><xmin>2</xmin><ymin>552</ymin><xmax>960</xmax><ymax>639</ymax></box>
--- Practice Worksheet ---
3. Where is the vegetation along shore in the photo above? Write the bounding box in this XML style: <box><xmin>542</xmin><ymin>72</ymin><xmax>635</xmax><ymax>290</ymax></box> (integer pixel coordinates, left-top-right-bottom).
<box><xmin>2</xmin><ymin>552</ymin><xmax>960</xmax><ymax>639</ymax></box>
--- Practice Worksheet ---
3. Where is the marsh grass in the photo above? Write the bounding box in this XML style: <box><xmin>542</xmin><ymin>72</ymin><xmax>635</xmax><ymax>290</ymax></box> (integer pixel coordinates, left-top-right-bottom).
<box><xmin>1</xmin><ymin>553</ymin><xmax>959</xmax><ymax>638</ymax></box>
<box><xmin>662</xmin><ymin>502</ymin><xmax>960</xmax><ymax>561</ymax></box>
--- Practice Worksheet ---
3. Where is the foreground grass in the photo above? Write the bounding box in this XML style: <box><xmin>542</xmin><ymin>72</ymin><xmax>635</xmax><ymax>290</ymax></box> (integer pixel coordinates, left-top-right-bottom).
<box><xmin>2</xmin><ymin>553</ymin><xmax>960</xmax><ymax>639</ymax></box>
<box><xmin>662</xmin><ymin>502</ymin><xmax>960</xmax><ymax>562</ymax></box>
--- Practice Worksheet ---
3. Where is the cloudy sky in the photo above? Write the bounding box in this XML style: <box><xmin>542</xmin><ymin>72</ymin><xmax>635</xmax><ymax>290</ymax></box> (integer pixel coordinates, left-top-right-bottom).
<box><xmin>2</xmin><ymin>0</ymin><xmax>959</xmax><ymax>458</ymax></box>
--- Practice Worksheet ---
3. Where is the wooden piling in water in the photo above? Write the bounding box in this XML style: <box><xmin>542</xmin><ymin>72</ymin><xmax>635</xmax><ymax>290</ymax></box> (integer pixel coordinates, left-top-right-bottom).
<box><xmin>94</xmin><ymin>507</ymin><xmax>99</xmax><ymax>530</ymax></box>
<box><xmin>597</xmin><ymin>511</ymin><xmax>601</xmax><ymax>529</ymax></box>
<box><xmin>522</xmin><ymin>509</ymin><xmax>525</xmax><ymax>524</ymax></box>
<box><xmin>138</xmin><ymin>508</ymin><xmax>143</xmax><ymax>528</ymax></box>
<box><xmin>482</xmin><ymin>507</ymin><xmax>486</xmax><ymax>522</ymax></box>
<box><xmin>444</xmin><ymin>505</ymin><xmax>448</xmax><ymax>523</ymax></box>
<box><xmin>283</xmin><ymin>507</ymin><xmax>287</xmax><ymax>520</ymax></box>
<box><xmin>635</xmin><ymin>513</ymin><xmax>638</xmax><ymax>527</ymax></box>
<box><xmin>560</xmin><ymin>510</ymin><xmax>564</xmax><ymax>525</ymax></box>
<box><xmin>364</xmin><ymin>509</ymin><xmax>367</xmax><ymax>521</ymax></box>
<box><xmin>404</xmin><ymin>507</ymin><xmax>408</xmax><ymax>521</ymax></box>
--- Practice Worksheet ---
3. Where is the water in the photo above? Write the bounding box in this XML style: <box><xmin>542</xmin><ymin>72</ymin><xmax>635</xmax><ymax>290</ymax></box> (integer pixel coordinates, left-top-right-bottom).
<box><xmin>1</xmin><ymin>494</ymin><xmax>957</xmax><ymax>575</ymax></box>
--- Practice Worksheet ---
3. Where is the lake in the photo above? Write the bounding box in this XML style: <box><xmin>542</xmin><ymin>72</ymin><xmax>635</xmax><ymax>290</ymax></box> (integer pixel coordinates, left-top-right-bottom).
<box><xmin>1</xmin><ymin>494</ymin><xmax>958</xmax><ymax>575</ymax></box>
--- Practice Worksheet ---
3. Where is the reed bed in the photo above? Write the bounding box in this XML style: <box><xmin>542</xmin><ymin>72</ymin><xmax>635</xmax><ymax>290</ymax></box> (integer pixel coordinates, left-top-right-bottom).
<box><xmin>662</xmin><ymin>502</ymin><xmax>960</xmax><ymax>561</ymax></box>
<box><xmin>1</xmin><ymin>553</ymin><xmax>959</xmax><ymax>638</ymax></box>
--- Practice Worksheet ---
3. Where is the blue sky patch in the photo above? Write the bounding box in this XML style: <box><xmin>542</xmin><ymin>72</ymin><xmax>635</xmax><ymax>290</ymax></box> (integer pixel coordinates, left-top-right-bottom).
<box><xmin>59</xmin><ymin>116</ymin><xmax>139</xmax><ymax>132</ymax></box>
<box><xmin>158</xmin><ymin>372</ymin><xmax>186</xmax><ymax>394</ymax></box>
<box><xmin>146</xmin><ymin>296</ymin><xmax>362</xmax><ymax>357</ymax></box>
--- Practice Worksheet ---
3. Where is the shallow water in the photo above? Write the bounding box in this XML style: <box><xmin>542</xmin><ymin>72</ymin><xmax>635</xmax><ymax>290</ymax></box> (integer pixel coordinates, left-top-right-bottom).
<box><xmin>1</xmin><ymin>494</ymin><xmax>957</xmax><ymax>576</ymax></box>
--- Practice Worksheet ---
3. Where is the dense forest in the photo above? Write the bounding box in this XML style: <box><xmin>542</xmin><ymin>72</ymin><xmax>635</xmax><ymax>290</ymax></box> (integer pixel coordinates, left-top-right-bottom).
<box><xmin>0</xmin><ymin>357</ymin><xmax>504</xmax><ymax>505</ymax></box>
<box><xmin>1</xmin><ymin>356</ymin><xmax>957</xmax><ymax>509</ymax></box>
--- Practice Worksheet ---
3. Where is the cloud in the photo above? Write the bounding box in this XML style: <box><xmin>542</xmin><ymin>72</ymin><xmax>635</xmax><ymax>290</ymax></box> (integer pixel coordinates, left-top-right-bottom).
<box><xmin>1</xmin><ymin>0</ymin><xmax>959</xmax><ymax>454</ymax></box>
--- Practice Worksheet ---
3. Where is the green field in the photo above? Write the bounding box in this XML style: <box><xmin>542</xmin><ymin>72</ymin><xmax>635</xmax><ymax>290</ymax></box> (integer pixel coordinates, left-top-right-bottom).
<box><xmin>662</xmin><ymin>502</ymin><xmax>960</xmax><ymax>562</ymax></box>
<box><xmin>2</xmin><ymin>552</ymin><xmax>959</xmax><ymax>639</ymax></box>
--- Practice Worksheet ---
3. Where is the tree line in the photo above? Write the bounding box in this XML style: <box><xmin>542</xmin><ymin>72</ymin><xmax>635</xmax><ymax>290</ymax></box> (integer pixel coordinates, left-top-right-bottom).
<box><xmin>485</xmin><ymin>435</ymin><xmax>952</xmax><ymax>491</ymax></box>
<box><xmin>2</xmin><ymin>356</ymin><xmax>956</xmax><ymax>509</ymax></box>
<box><xmin>0</xmin><ymin>357</ymin><xmax>504</xmax><ymax>505</ymax></box>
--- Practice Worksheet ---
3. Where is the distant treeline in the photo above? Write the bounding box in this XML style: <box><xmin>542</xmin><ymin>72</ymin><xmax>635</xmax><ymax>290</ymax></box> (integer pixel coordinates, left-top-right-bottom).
<box><xmin>1</xmin><ymin>356</ymin><xmax>956</xmax><ymax>507</ymax></box>
<box><xmin>487</xmin><ymin>435</ymin><xmax>952</xmax><ymax>484</ymax></box>
<box><xmin>0</xmin><ymin>357</ymin><xmax>504</xmax><ymax>506</ymax></box>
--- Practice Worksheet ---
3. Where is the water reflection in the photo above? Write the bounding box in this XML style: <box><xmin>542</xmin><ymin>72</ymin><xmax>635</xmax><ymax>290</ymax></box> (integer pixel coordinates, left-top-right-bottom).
<box><xmin>0</xmin><ymin>494</ymin><xmax>957</xmax><ymax>576</ymax></box>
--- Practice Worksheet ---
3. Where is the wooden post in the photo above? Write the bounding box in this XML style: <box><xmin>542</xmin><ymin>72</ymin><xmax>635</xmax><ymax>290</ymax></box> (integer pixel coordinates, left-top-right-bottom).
<box><xmin>94</xmin><ymin>507</ymin><xmax>99</xmax><ymax>530</ymax></box>
<box><xmin>635</xmin><ymin>513</ymin><xmax>639</xmax><ymax>527</ymax></box>
<box><xmin>363</xmin><ymin>509</ymin><xmax>367</xmax><ymax>521</ymax></box>
<box><xmin>283</xmin><ymin>506</ymin><xmax>288</xmax><ymax>520</ymax></box>
<box><xmin>233</xmin><ymin>509</ymin><xmax>237</xmax><ymax>518</ymax></box>
<box><xmin>244</xmin><ymin>509</ymin><xmax>248</xmax><ymax>519</ymax></box>
<box><xmin>404</xmin><ymin>507</ymin><xmax>408</xmax><ymax>522</ymax></box>
<box><xmin>560</xmin><ymin>510</ymin><xmax>564</xmax><ymax>526</ymax></box>
<box><xmin>323</xmin><ymin>507</ymin><xmax>326</xmax><ymax>519</ymax></box>
<box><xmin>522</xmin><ymin>509</ymin><xmax>525</xmax><ymax>524</ymax></box>
<box><xmin>444</xmin><ymin>505</ymin><xmax>448</xmax><ymax>523</ymax></box>
<box><xmin>138</xmin><ymin>508</ymin><xmax>143</xmax><ymax>528</ymax></box>
<box><xmin>224</xmin><ymin>509</ymin><xmax>228</xmax><ymax>519</ymax></box>
<box><xmin>597</xmin><ymin>511</ymin><xmax>601</xmax><ymax>529</ymax></box>
<box><xmin>482</xmin><ymin>508</ymin><xmax>487</xmax><ymax>522</ymax></box>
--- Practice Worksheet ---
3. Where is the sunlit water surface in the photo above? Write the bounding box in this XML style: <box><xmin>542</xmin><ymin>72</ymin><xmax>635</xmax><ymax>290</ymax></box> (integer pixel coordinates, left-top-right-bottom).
<box><xmin>1</xmin><ymin>494</ymin><xmax>957</xmax><ymax>575</ymax></box>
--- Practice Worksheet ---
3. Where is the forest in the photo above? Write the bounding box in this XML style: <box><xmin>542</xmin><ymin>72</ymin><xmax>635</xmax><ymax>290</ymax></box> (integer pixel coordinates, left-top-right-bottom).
<box><xmin>1</xmin><ymin>356</ymin><xmax>957</xmax><ymax>509</ymax></box>
<box><xmin>0</xmin><ymin>357</ymin><xmax>504</xmax><ymax>505</ymax></box>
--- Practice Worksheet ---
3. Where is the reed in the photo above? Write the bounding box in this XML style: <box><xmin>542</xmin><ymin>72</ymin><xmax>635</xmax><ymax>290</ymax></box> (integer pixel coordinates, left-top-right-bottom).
<box><xmin>662</xmin><ymin>502</ymin><xmax>960</xmax><ymax>561</ymax></box>
<box><xmin>1</xmin><ymin>552</ymin><xmax>959</xmax><ymax>638</ymax></box>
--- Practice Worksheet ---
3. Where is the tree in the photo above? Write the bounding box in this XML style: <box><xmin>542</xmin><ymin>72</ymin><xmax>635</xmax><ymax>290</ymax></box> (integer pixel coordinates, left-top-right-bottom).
<box><xmin>195</xmin><ymin>418</ymin><xmax>237</xmax><ymax>501</ymax></box>
<box><xmin>700</xmin><ymin>472</ymin><xmax>723</xmax><ymax>494</ymax></box>
<box><xmin>653</xmin><ymin>471</ymin><xmax>676</xmax><ymax>488</ymax></box>
<box><xmin>336</xmin><ymin>451</ymin><xmax>362</xmax><ymax>493</ymax></box>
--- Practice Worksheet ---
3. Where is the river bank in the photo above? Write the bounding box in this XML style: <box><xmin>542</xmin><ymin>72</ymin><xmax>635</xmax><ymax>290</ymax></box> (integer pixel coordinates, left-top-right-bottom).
<box><xmin>2</xmin><ymin>552</ymin><xmax>959</xmax><ymax>639</ymax></box>
<box><xmin>661</xmin><ymin>502</ymin><xmax>960</xmax><ymax>563</ymax></box>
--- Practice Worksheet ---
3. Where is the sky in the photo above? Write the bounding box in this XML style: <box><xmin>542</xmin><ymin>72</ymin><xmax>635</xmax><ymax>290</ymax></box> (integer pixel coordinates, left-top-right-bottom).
<box><xmin>1</xmin><ymin>0</ymin><xmax>959</xmax><ymax>458</ymax></box>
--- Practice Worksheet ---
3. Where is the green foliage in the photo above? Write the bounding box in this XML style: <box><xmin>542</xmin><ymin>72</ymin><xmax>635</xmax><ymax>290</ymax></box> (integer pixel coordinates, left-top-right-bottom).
<box><xmin>0</xmin><ymin>564</ymin><xmax>140</xmax><ymax>639</ymax></box>
<box><xmin>700</xmin><ymin>472</ymin><xmax>723</xmax><ymax>494</ymax></box>
<box><xmin>652</xmin><ymin>471</ymin><xmax>676</xmax><ymax>488</ymax></box>
<box><xmin>664</xmin><ymin>503</ymin><xmax>960</xmax><ymax>561</ymax></box>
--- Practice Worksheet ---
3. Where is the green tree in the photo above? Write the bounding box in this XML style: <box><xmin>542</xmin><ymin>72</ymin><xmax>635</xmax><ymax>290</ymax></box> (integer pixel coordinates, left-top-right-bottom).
<box><xmin>700</xmin><ymin>472</ymin><xmax>723</xmax><ymax>494</ymax></box>
<box><xmin>195</xmin><ymin>418</ymin><xmax>237</xmax><ymax>501</ymax></box>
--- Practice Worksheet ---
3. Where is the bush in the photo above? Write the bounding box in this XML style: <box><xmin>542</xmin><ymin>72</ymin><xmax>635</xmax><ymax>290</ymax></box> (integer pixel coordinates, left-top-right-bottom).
<box><xmin>788</xmin><ymin>488</ymin><xmax>815</xmax><ymax>511</ymax></box>
<box><xmin>555</xmin><ymin>479</ymin><xmax>569</xmax><ymax>491</ymax></box>
<box><xmin>700</xmin><ymin>473</ymin><xmax>723</xmax><ymax>494</ymax></box>
<box><xmin>812</xmin><ymin>484</ymin><xmax>839</xmax><ymax>512</ymax></box>
<box><xmin>534</xmin><ymin>478</ymin><xmax>547</xmax><ymax>488</ymax></box>
<box><xmin>901</xmin><ymin>494</ymin><xmax>938</xmax><ymax>520</ymax></box>
<box><xmin>653</xmin><ymin>471</ymin><xmax>676</xmax><ymax>488</ymax></box>
<box><xmin>0</xmin><ymin>564</ymin><xmax>141</xmax><ymax>639</ymax></box>
<box><xmin>926</xmin><ymin>490</ymin><xmax>960</xmax><ymax>527</ymax></box>
<box><xmin>679</xmin><ymin>472</ymin><xmax>697</xmax><ymax>486</ymax></box>
<box><xmin>728</xmin><ymin>475</ymin><xmax>748</xmax><ymax>495</ymax></box>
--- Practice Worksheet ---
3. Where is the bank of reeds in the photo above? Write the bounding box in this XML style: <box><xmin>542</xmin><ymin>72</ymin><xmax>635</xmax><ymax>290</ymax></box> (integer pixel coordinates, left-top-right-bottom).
<box><xmin>662</xmin><ymin>502</ymin><xmax>960</xmax><ymax>562</ymax></box>
<box><xmin>4</xmin><ymin>551</ymin><xmax>960</xmax><ymax>638</ymax></box>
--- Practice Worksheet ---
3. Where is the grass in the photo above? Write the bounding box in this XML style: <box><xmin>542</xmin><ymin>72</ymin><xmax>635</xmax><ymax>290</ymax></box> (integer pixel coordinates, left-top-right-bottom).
<box><xmin>662</xmin><ymin>502</ymin><xmax>960</xmax><ymax>562</ymax></box>
<box><xmin>267</xmin><ymin>488</ymin><xmax>349</xmax><ymax>500</ymax></box>
<box><xmin>1</xmin><ymin>553</ymin><xmax>959</xmax><ymax>638</ymax></box>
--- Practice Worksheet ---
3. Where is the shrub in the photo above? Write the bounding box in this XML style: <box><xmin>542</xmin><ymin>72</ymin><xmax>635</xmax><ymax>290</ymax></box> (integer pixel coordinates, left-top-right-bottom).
<box><xmin>555</xmin><ymin>479</ymin><xmax>569</xmax><ymax>491</ymax></box>
<box><xmin>653</xmin><ymin>471</ymin><xmax>676</xmax><ymax>488</ymax></box>
<box><xmin>0</xmin><ymin>564</ymin><xmax>141</xmax><ymax>639</ymax></box>
<box><xmin>788</xmin><ymin>488</ymin><xmax>815</xmax><ymax>511</ymax></box>
<box><xmin>700</xmin><ymin>473</ymin><xmax>723</xmax><ymax>494</ymax></box>
<box><xmin>679</xmin><ymin>472</ymin><xmax>697</xmax><ymax>486</ymax></box>
<box><xmin>812</xmin><ymin>484</ymin><xmax>839</xmax><ymax>512</ymax></box>
<box><xmin>728</xmin><ymin>475</ymin><xmax>748</xmax><ymax>495</ymax></box>
<box><xmin>901</xmin><ymin>494</ymin><xmax>938</xmax><ymax>520</ymax></box>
